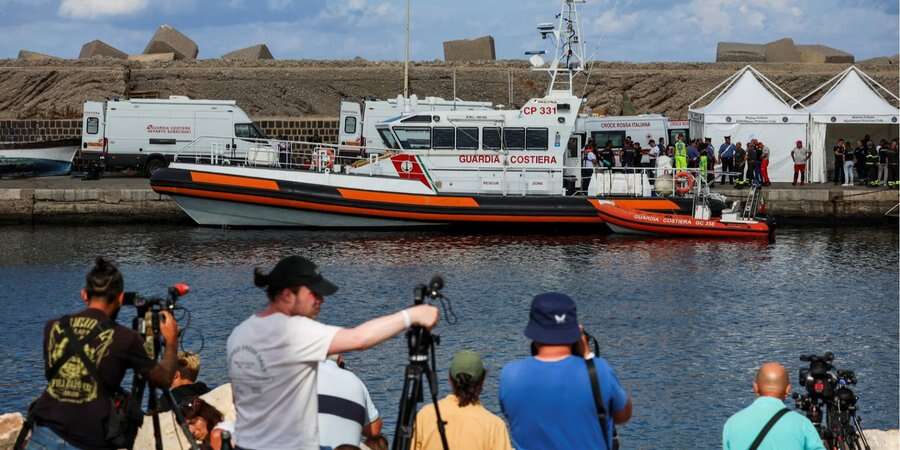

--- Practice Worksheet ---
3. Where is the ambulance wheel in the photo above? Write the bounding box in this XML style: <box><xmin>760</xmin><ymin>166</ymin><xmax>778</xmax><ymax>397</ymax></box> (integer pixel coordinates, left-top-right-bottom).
<box><xmin>144</xmin><ymin>157</ymin><xmax>168</xmax><ymax>177</ymax></box>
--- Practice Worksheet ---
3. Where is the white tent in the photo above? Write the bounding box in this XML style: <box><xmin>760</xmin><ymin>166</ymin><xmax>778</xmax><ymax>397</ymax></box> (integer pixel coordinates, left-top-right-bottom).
<box><xmin>797</xmin><ymin>66</ymin><xmax>900</xmax><ymax>183</ymax></box>
<box><xmin>689</xmin><ymin>66</ymin><xmax>808</xmax><ymax>183</ymax></box>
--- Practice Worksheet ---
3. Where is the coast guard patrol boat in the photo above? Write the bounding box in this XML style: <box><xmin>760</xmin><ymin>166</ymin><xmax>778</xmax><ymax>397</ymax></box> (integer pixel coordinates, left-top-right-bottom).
<box><xmin>151</xmin><ymin>0</ymin><xmax>766</xmax><ymax>234</ymax></box>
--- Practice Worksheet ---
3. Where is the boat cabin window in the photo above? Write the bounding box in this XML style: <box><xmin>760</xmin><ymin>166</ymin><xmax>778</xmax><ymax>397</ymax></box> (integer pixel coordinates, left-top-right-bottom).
<box><xmin>401</xmin><ymin>115</ymin><xmax>432</xmax><ymax>123</ymax></box>
<box><xmin>343</xmin><ymin>116</ymin><xmax>357</xmax><ymax>134</ymax></box>
<box><xmin>432</xmin><ymin>127</ymin><xmax>455</xmax><ymax>149</ymax></box>
<box><xmin>592</xmin><ymin>131</ymin><xmax>625</xmax><ymax>149</ymax></box>
<box><xmin>525</xmin><ymin>128</ymin><xmax>549</xmax><ymax>150</ymax></box>
<box><xmin>482</xmin><ymin>127</ymin><xmax>501</xmax><ymax>150</ymax></box>
<box><xmin>503</xmin><ymin>127</ymin><xmax>525</xmax><ymax>150</ymax></box>
<box><xmin>235</xmin><ymin>123</ymin><xmax>266</xmax><ymax>139</ymax></box>
<box><xmin>86</xmin><ymin>117</ymin><xmax>99</xmax><ymax>134</ymax></box>
<box><xmin>394</xmin><ymin>127</ymin><xmax>431</xmax><ymax>150</ymax></box>
<box><xmin>377</xmin><ymin>127</ymin><xmax>399</xmax><ymax>150</ymax></box>
<box><xmin>558</xmin><ymin>103</ymin><xmax>571</xmax><ymax>112</ymax></box>
<box><xmin>456</xmin><ymin>127</ymin><xmax>479</xmax><ymax>150</ymax></box>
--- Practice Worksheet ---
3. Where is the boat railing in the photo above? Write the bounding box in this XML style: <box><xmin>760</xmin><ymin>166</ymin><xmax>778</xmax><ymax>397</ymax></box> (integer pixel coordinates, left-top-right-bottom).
<box><xmin>172</xmin><ymin>136</ymin><xmax>385</xmax><ymax>173</ymax></box>
<box><xmin>170</xmin><ymin>137</ymin><xmax>717</xmax><ymax>199</ymax></box>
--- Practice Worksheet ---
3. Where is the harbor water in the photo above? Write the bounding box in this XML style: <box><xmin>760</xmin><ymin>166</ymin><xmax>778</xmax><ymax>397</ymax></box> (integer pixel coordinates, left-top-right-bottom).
<box><xmin>0</xmin><ymin>225</ymin><xmax>897</xmax><ymax>448</ymax></box>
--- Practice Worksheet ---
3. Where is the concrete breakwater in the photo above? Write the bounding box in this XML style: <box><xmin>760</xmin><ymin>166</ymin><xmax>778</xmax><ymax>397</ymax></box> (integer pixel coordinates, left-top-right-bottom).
<box><xmin>0</xmin><ymin>178</ymin><xmax>896</xmax><ymax>225</ymax></box>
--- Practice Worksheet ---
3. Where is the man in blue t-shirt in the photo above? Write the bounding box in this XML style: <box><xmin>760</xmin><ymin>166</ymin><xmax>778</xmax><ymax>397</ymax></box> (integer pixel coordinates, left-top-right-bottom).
<box><xmin>499</xmin><ymin>293</ymin><xmax>632</xmax><ymax>450</ymax></box>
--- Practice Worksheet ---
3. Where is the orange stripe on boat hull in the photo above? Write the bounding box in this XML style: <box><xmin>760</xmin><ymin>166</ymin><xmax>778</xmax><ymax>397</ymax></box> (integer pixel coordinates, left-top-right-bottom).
<box><xmin>156</xmin><ymin>186</ymin><xmax>605</xmax><ymax>224</ymax></box>
<box><xmin>190</xmin><ymin>172</ymin><xmax>279</xmax><ymax>191</ymax></box>
<box><xmin>337</xmin><ymin>188</ymin><xmax>479</xmax><ymax>208</ymax></box>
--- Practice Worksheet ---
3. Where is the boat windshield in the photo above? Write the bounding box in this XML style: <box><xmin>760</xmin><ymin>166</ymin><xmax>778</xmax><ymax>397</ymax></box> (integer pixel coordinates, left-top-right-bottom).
<box><xmin>393</xmin><ymin>127</ymin><xmax>432</xmax><ymax>150</ymax></box>
<box><xmin>377</xmin><ymin>127</ymin><xmax>400</xmax><ymax>150</ymax></box>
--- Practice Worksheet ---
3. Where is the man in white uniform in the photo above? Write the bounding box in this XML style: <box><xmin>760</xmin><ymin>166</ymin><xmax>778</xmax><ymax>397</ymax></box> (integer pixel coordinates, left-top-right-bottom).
<box><xmin>227</xmin><ymin>256</ymin><xmax>439</xmax><ymax>450</ymax></box>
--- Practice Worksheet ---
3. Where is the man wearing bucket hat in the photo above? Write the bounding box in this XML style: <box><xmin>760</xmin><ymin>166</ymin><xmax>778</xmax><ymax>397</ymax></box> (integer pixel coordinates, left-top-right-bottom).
<box><xmin>500</xmin><ymin>293</ymin><xmax>632</xmax><ymax>450</ymax></box>
<box><xmin>413</xmin><ymin>350</ymin><xmax>513</xmax><ymax>450</ymax></box>
<box><xmin>227</xmin><ymin>256</ymin><xmax>440</xmax><ymax>450</ymax></box>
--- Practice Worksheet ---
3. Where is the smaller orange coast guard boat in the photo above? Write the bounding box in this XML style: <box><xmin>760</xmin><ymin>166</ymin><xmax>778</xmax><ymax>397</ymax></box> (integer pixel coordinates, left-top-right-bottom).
<box><xmin>593</xmin><ymin>185</ymin><xmax>775</xmax><ymax>239</ymax></box>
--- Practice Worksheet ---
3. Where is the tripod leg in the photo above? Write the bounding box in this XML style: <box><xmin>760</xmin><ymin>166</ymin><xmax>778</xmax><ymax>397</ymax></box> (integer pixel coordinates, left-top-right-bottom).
<box><xmin>148</xmin><ymin>387</ymin><xmax>163</xmax><ymax>450</ymax></box>
<box><xmin>422</xmin><ymin>363</ymin><xmax>450</xmax><ymax>450</ymax></box>
<box><xmin>392</xmin><ymin>365</ymin><xmax>424</xmax><ymax>450</ymax></box>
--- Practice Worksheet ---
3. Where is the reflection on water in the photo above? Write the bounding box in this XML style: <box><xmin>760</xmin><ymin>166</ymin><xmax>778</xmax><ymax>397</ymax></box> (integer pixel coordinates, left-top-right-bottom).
<box><xmin>0</xmin><ymin>225</ymin><xmax>897</xmax><ymax>448</ymax></box>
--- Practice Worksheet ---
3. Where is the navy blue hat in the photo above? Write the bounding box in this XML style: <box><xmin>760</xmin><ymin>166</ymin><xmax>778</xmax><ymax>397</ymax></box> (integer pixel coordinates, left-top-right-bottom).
<box><xmin>524</xmin><ymin>292</ymin><xmax>580</xmax><ymax>345</ymax></box>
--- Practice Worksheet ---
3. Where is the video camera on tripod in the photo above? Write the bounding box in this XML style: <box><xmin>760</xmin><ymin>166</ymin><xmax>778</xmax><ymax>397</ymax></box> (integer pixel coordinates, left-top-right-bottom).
<box><xmin>393</xmin><ymin>275</ymin><xmax>455</xmax><ymax>450</ymax></box>
<box><xmin>792</xmin><ymin>352</ymin><xmax>870</xmax><ymax>450</ymax></box>
<box><xmin>124</xmin><ymin>283</ymin><xmax>200</xmax><ymax>450</ymax></box>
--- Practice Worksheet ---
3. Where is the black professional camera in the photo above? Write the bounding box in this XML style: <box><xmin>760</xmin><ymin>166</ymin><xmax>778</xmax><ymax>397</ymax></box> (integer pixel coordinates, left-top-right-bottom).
<box><xmin>793</xmin><ymin>352</ymin><xmax>869</xmax><ymax>450</ymax></box>
<box><xmin>124</xmin><ymin>283</ymin><xmax>190</xmax><ymax>311</ymax></box>
<box><xmin>798</xmin><ymin>352</ymin><xmax>836</xmax><ymax>399</ymax></box>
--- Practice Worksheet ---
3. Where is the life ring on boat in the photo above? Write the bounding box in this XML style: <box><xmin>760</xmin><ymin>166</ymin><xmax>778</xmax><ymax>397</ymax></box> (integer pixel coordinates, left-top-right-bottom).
<box><xmin>314</xmin><ymin>147</ymin><xmax>335</xmax><ymax>171</ymax></box>
<box><xmin>674</xmin><ymin>171</ymin><xmax>695</xmax><ymax>195</ymax></box>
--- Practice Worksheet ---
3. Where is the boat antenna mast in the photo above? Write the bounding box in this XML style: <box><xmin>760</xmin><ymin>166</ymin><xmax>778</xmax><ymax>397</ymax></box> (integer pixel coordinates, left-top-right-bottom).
<box><xmin>403</xmin><ymin>0</ymin><xmax>410</xmax><ymax>99</ymax></box>
<box><xmin>527</xmin><ymin>0</ymin><xmax>587</xmax><ymax>97</ymax></box>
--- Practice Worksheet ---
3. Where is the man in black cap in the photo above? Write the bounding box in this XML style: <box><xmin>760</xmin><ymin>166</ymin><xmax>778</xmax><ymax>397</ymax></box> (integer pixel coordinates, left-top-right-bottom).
<box><xmin>226</xmin><ymin>256</ymin><xmax>439</xmax><ymax>450</ymax></box>
<box><xmin>499</xmin><ymin>293</ymin><xmax>631</xmax><ymax>450</ymax></box>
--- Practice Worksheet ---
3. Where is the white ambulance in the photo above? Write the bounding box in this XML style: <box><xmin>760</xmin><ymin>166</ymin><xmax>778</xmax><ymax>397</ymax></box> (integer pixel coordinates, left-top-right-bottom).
<box><xmin>81</xmin><ymin>96</ymin><xmax>272</xmax><ymax>175</ymax></box>
<box><xmin>338</xmin><ymin>95</ymin><xmax>494</xmax><ymax>154</ymax></box>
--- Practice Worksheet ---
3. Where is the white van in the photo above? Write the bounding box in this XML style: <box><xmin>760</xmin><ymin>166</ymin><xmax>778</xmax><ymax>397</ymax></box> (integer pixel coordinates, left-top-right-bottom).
<box><xmin>338</xmin><ymin>95</ymin><xmax>494</xmax><ymax>154</ymax></box>
<box><xmin>81</xmin><ymin>96</ymin><xmax>272</xmax><ymax>174</ymax></box>
<box><xmin>576</xmin><ymin>114</ymin><xmax>670</xmax><ymax>149</ymax></box>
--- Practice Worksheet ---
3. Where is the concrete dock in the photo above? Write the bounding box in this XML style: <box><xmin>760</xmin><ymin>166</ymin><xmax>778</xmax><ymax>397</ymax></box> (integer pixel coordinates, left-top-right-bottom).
<box><xmin>0</xmin><ymin>176</ymin><xmax>896</xmax><ymax>225</ymax></box>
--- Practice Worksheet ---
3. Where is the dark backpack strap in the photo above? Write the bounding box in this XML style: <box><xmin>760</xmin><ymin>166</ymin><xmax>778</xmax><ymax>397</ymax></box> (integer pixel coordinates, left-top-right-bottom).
<box><xmin>748</xmin><ymin>408</ymin><xmax>790</xmax><ymax>450</ymax></box>
<box><xmin>57</xmin><ymin>317</ymin><xmax>121</xmax><ymax>396</ymax></box>
<box><xmin>586</xmin><ymin>357</ymin><xmax>611</xmax><ymax>450</ymax></box>
<box><xmin>45</xmin><ymin>315</ymin><xmax>109</xmax><ymax>382</ymax></box>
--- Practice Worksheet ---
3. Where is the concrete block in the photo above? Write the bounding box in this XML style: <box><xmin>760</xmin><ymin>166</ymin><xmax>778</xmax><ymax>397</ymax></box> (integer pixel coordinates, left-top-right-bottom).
<box><xmin>797</xmin><ymin>45</ymin><xmax>854</xmax><ymax>64</ymax></box>
<box><xmin>143</xmin><ymin>25</ymin><xmax>198</xmax><ymax>60</ymax></box>
<box><xmin>443</xmin><ymin>35</ymin><xmax>496</xmax><ymax>62</ymax></box>
<box><xmin>764</xmin><ymin>38</ymin><xmax>801</xmax><ymax>63</ymax></box>
<box><xmin>17</xmin><ymin>50</ymin><xmax>61</xmax><ymax>61</ymax></box>
<box><xmin>716</xmin><ymin>42</ymin><xmax>766</xmax><ymax>62</ymax></box>
<box><xmin>0</xmin><ymin>189</ymin><xmax>23</xmax><ymax>200</ymax></box>
<box><xmin>128</xmin><ymin>53</ymin><xmax>176</xmax><ymax>63</ymax></box>
<box><xmin>0</xmin><ymin>413</ymin><xmax>24</xmax><ymax>450</ymax></box>
<box><xmin>222</xmin><ymin>44</ymin><xmax>274</xmax><ymax>61</ymax></box>
<box><xmin>79</xmin><ymin>40</ymin><xmax>128</xmax><ymax>59</ymax></box>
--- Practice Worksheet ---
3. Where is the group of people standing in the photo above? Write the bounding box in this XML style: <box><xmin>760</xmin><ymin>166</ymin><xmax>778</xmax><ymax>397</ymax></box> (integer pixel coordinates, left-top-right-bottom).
<box><xmin>22</xmin><ymin>256</ymin><xmax>833</xmax><ymax>450</ymax></box>
<box><xmin>831</xmin><ymin>136</ymin><xmax>899</xmax><ymax>186</ymax></box>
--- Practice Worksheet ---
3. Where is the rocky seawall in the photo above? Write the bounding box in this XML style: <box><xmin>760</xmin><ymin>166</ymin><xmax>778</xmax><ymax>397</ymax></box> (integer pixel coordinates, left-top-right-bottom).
<box><xmin>0</xmin><ymin>59</ymin><xmax>897</xmax><ymax>120</ymax></box>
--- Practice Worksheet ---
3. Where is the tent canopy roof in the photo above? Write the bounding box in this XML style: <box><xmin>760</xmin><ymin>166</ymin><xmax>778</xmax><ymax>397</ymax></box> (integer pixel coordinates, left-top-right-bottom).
<box><xmin>806</xmin><ymin>68</ymin><xmax>899</xmax><ymax>116</ymax></box>
<box><xmin>690</xmin><ymin>68</ymin><xmax>804</xmax><ymax>117</ymax></box>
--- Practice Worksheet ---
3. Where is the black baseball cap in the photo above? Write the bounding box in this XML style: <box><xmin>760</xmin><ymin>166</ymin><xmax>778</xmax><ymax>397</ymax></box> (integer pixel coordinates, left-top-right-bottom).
<box><xmin>263</xmin><ymin>256</ymin><xmax>338</xmax><ymax>296</ymax></box>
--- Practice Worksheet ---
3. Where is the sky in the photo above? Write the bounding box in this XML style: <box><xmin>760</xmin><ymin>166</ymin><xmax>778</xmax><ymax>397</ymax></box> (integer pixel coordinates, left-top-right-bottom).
<box><xmin>1</xmin><ymin>0</ymin><xmax>898</xmax><ymax>62</ymax></box>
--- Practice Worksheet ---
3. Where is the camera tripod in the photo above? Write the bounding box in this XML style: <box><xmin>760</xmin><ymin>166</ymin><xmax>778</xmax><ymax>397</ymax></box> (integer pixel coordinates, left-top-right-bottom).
<box><xmin>392</xmin><ymin>278</ymin><xmax>451</xmax><ymax>450</ymax></box>
<box><xmin>129</xmin><ymin>286</ymin><xmax>200</xmax><ymax>450</ymax></box>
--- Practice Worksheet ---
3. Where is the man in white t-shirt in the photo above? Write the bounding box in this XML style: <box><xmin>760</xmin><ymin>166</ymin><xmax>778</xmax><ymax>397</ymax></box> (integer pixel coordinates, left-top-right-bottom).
<box><xmin>318</xmin><ymin>355</ymin><xmax>381</xmax><ymax>449</ymax></box>
<box><xmin>226</xmin><ymin>256</ymin><xmax>439</xmax><ymax>450</ymax></box>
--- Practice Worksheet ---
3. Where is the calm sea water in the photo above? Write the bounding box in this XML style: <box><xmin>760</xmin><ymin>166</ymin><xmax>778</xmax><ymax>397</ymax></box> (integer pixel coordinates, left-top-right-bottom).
<box><xmin>0</xmin><ymin>225</ymin><xmax>897</xmax><ymax>449</ymax></box>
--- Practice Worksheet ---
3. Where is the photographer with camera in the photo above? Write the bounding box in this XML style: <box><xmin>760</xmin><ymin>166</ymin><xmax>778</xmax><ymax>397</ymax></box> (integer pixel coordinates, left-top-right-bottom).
<box><xmin>22</xmin><ymin>257</ymin><xmax>180</xmax><ymax>450</ymax></box>
<box><xmin>722</xmin><ymin>362</ymin><xmax>825</xmax><ymax>450</ymax></box>
<box><xmin>226</xmin><ymin>256</ymin><xmax>439</xmax><ymax>450</ymax></box>
<box><xmin>499</xmin><ymin>293</ymin><xmax>632</xmax><ymax>450</ymax></box>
